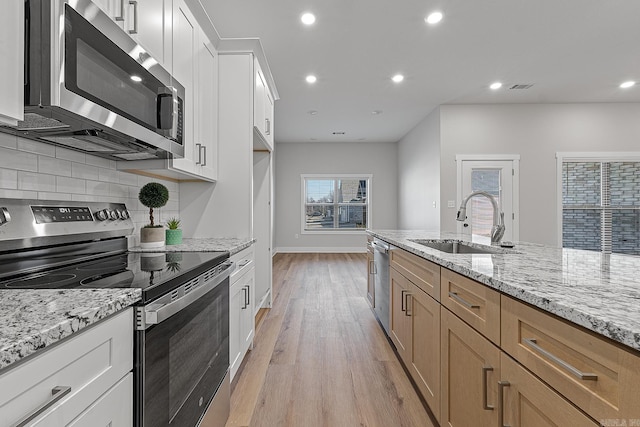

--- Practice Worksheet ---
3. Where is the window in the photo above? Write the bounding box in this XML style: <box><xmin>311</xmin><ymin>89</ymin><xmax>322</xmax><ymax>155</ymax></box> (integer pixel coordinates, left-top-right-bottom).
<box><xmin>302</xmin><ymin>175</ymin><xmax>370</xmax><ymax>232</ymax></box>
<box><xmin>559</xmin><ymin>154</ymin><xmax>640</xmax><ymax>255</ymax></box>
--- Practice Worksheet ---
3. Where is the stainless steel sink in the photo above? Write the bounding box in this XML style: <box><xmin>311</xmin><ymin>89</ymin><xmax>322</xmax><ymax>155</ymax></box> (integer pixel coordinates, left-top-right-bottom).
<box><xmin>408</xmin><ymin>239</ymin><xmax>517</xmax><ymax>254</ymax></box>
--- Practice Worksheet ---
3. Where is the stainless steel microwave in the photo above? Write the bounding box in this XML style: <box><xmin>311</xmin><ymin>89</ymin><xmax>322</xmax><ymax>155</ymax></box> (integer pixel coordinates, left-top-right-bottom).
<box><xmin>11</xmin><ymin>0</ymin><xmax>185</xmax><ymax>161</ymax></box>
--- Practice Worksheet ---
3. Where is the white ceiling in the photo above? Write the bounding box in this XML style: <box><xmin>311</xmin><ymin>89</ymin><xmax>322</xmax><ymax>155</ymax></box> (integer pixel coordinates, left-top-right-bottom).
<box><xmin>202</xmin><ymin>0</ymin><xmax>640</xmax><ymax>144</ymax></box>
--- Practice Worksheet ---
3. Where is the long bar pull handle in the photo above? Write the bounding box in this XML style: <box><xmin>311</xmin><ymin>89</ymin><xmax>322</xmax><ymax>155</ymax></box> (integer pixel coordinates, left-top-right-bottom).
<box><xmin>405</xmin><ymin>292</ymin><xmax>412</xmax><ymax>317</ymax></box>
<box><xmin>242</xmin><ymin>286</ymin><xmax>248</xmax><ymax>309</ymax></box>
<box><xmin>116</xmin><ymin>0</ymin><xmax>125</xmax><ymax>21</ymax></box>
<box><xmin>498</xmin><ymin>381</ymin><xmax>510</xmax><ymax>427</ymax></box>
<box><xmin>400</xmin><ymin>290</ymin><xmax>407</xmax><ymax>312</ymax></box>
<box><xmin>195</xmin><ymin>143</ymin><xmax>202</xmax><ymax>165</ymax></box>
<box><xmin>265</xmin><ymin>118</ymin><xmax>271</xmax><ymax>135</ymax></box>
<box><xmin>448</xmin><ymin>291</ymin><xmax>480</xmax><ymax>309</ymax></box>
<box><xmin>482</xmin><ymin>366</ymin><xmax>494</xmax><ymax>410</ymax></box>
<box><xmin>14</xmin><ymin>386</ymin><xmax>72</xmax><ymax>427</ymax></box>
<box><xmin>128</xmin><ymin>1</ymin><xmax>138</xmax><ymax>34</ymax></box>
<box><xmin>523</xmin><ymin>338</ymin><xmax>598</xmax><ymax>380</ymax></box>
<box><xmin>201</xmin><ymin>145</ymin><xmax>206</xmax><ymax>166</ymax></box>
<box><xmin>238</xmin><ymin>259</ymin><xmax>250</xmax><ymax>268</ymax></box>
<box><xmin>368</xmin><ymin>260</ymin><xmax>375</xmax><ymax>275</ymax></box>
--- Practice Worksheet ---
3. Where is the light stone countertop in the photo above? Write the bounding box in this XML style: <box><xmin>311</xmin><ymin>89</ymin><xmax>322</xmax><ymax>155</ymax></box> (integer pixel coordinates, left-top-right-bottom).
<box><xmin>369</xmin><ymin>229</ymin><xmax>640</xmax><ymax>353</ymax></box>
<box><xmin>129</xmin><ymin>237</ymin><xmax>255</xmax><ymax>256</ymax></box>
<box><xmin>0</xmin><ymin>288</ymin><xmax>141</xmax><ymax>371</ymax></box>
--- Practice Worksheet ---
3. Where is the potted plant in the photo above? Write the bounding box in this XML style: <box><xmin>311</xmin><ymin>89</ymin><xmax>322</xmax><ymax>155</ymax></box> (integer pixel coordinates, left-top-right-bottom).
<box><xmin>138</xmin><ymin>182</ymin><xmax>169</xmax><ymax>248</ymax></box>
<box><xmin>165</xmin><ymin>217</ymin><xmax>182</xmax><ymax>245</ymax></box>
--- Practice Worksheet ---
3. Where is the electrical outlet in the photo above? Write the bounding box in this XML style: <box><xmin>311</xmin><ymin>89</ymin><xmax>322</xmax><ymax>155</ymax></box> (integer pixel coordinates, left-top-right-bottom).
<box><xmin>432</xmin><ymin>201</ymin><xmax>437</xmax><ymax>208</ymax></box>
<box><xmin>295</xmin><ymin>233</ymin><xmax>299</xmax><ymax>239</ymax></box>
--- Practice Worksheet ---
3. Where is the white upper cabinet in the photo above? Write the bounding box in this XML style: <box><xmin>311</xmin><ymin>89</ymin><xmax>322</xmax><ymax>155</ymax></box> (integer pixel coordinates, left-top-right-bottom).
<box><xmin>0</xmin><ymin>1</ymin><xmax>24</xmax><ymax>126</ymax></box>
<box><xmin>253</xmin><ymin>59</ymin><xmax>274</xmax><ymax>151</ymax></box>
<box><xmin>195</xmin><ymin>28</ymin><xmax>219</xmax><ymax>180</ymax></box>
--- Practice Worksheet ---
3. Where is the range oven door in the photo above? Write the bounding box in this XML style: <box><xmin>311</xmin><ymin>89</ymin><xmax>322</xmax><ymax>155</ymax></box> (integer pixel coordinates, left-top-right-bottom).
<box><xmin>135</xmin><ymin>276</ymin><xmax>230</xmax><ymax>427</ymax></box>
<box><xmin>25</xmin><ymin>0</ymin><xmax>184</xmax><ymax>158</ymax></box>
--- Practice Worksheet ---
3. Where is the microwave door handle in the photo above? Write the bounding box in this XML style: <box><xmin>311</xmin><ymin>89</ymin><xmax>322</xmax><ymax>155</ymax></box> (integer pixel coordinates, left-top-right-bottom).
<box><xmin>171</xmin><ymin>87</ymin><xmax>179</xmax><ymax>140</ymax></box>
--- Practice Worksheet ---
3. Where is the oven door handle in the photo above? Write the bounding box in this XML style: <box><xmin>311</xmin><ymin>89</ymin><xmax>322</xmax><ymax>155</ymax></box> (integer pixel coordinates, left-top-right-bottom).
<box><xmin>142</xmin><ymin>261</ymin><xmax>233</xmax><ymax>328</ymax></box>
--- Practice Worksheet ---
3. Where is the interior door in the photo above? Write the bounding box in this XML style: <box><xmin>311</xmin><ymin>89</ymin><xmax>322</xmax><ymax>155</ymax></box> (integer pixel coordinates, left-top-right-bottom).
<box><xmin>458</xmin><ymin>160</ymin><xmax>517</xmax><ymax>242</ymax></box>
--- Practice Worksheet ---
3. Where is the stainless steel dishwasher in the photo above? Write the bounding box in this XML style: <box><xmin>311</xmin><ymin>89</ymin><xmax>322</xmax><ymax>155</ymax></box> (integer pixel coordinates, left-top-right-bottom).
<box><xmin>372</xmin><ymin>238</ymin><xmax>391</xmax><ymax>334</ymax></box>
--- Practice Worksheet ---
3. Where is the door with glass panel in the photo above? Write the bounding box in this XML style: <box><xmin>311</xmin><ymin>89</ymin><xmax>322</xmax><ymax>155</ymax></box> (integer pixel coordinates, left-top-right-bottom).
<box><xmin>459</xmin><ymin>160</ymin><xmax>517</xmax><ymax>242</ymax></box>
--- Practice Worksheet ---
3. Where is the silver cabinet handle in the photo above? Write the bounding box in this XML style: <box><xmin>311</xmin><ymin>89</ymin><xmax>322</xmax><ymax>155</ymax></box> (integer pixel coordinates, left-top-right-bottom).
<box><xmin>128</xmin><ymin>1</ymin><xmax>138</xmax><ymax>34</ymax></box>
<box><xmin>195</xmin><ymin>143</ymin><xmax>202</xmax><ymax>165</ymax></box>
<box><xmin>200</xmin><ymin>145</ymin><xmax>206</xmax><ymax>166</ymax></box>
<box><xmin>238</xmin><ymin>259</ymin><xmax>250</xmax><ymax>268</ymax></box>
<box><xmin>448</xmin><ymin>291</ymin><xmax>480</xmax><ymax>309</ymax></box>
<box><xmin>116</xmin><ymin>0</ymin><xmax>125</xmax><ymax>21</ymax></box>
<box><xmin>265</xmin><ymin>118</ymin><xmax>271</xmax><ymax>135</ymax></box>
<box><xmin>523</xmin><ymin>338</ymin><xmax>598</xmax><ymax>381</ymax></box>
<box><xmin>14</xmin><ymin>386</ymin><xmax>72</xmax><ymax>427</ymax></box>
<box><xmin>368</xmin><ymin>260</ymin><xmax>375</xmax><ymax>275</ymax></box>
<box><xmin>482</xmin><ymin>366</ymin><xmax>494</xmax><ymax>410</ymax></box>
<box><xmin>498</xmin><ymin>381</ymin><xmax>510</xmax><ymax>427</ymax></box>
<box><xmin>405</xmin><ymin>292</ymin><xmax>412</xmax><ymax>317</ymax></box>
<box><xmin>400</xmin><ymin>289</ymin><xmax>408</xmax><ymax>312</ymax></box>
<box><xmin>242</xmin><ymin>286</ymin><xmax>248</xmax><ymax>309</ymax></box>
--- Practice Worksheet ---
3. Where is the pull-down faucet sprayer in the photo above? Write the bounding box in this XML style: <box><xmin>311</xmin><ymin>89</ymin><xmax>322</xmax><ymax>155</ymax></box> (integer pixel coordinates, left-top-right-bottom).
<box><xmin>456</xmin><ymin>191</ymin><xmax>505</xmax><ymax>245</ymax></box>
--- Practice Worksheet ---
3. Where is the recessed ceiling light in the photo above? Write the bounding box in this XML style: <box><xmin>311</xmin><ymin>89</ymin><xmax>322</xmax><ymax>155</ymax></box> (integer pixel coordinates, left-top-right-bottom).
<box><xmin>425</xmin><ymin>12</ymin><xmax>443</xmax><ymax>25</ymax></box>
<box><xmin>372</xmin><ymin>110</ymin><xmax>383</xmax><ymax>115</ymax></box>
<box><xmin>620</xmin><ymin>81</ymin><xmax>636</xmax><ymax>89</ymax></box>
<box><xmin>490</xmin><ymin>82</ymin><xmax>503</xmax><ymax>90</ymax></box>
<box><xmin>306</xmin><ymin>75</ymin><xmax>317</xmax><ymax>84</ymax></box>
<box><xmin>392</xmin><ymin>74</ymin><xmax>404</xmax><ymax>83</ymax></box>
<box><xmin>130</xmin><ymin>75</ymin><xmax>142</xmax><ymax>82</ymax></box>
<box><xmin>308</xmin><ymin>110</ymin><xmax>318</xmax><ymax>115</ymax></box>
<box><xmin>301</xmin><ymin>13</ymin><xmax>316</xmax><ymax>25</ymax></box>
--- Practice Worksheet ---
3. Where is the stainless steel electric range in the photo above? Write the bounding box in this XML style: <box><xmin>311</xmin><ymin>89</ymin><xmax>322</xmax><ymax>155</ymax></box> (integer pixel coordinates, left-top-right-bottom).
<box><xmin>0</xmin><ymin>198</ymin><xmax>232</xmax><ymax>427</ymax></box>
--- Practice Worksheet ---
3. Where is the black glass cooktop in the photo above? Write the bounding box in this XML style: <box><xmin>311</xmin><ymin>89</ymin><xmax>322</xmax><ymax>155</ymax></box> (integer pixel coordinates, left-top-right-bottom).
<box><xmin>0</xmin><ymin>251</ymin><xmax>228</xmax><ymax>302</ymax></box>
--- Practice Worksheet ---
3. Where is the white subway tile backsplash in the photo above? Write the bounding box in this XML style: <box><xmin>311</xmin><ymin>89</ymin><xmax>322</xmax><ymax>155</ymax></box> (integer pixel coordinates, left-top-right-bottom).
<box><xmin>71</xmin><ymin>194</ymin><xmax>99</xmax><ymax>202</ymax></box>
<box><xmin>38</xmin><ymin>192</ymin><xmax>72</xmax><ymax>201</ymax></box>
<box><xmin>0</xmin><ymin>133</ymin><xmax>17</xmax><ymax>149</ymax></box>
<box><xmin>85</xmin><ymin>154</ymin><xmax>110</xmax><ymax>168</ymax></box>
<box><xmin>56</xmin><ymin>176</ymin><xmax>86</xmax><ymax>194</ymax></box>
<box><xmin>72</xmin><ymin>163</ymin><xmax>99</xmax><ymax>180</ymax></box>
<box><xmin>85</xmin><ymin>180</ymin><xmax>110</xmax><ymax>196</ymax></box>
<box><xmin>119</xmin><ymin>172</ymin><xmax>139</xmax><ymax>186</ymax></box>
<box><xmin>0</xmin><ymin>169</ymin><xmax>18</xmax><ymax>189</ymax></box>
<box><xmin>98</xmin><ymin>167</ymin><xmax>120</xmax><ymax>184</ymax></box>
<box><xmin>18</xmin><ymin>171</ymin><xmax>56</xmax><ymax>192</ymax></box>
<box><xmin>0</xmin><ymin>147</ymin><xmax>38</xmax><ymax>172</ymax></box>
<box><xmin>55</xmin><ymin>147</ymin><xmax>86</xmax><ymax>163</ymax></box>
<box><xmin>39</xmin><ymin>156</ymin><xmax>72</xmax><ymax>177</ymax></box>
<box><xmin>17</xmin><ymin>139</ymin><xmax>56</xmax><ymax>157</ymax></box>
<box><xmin>109</xmin><ymin>183</ymin><xmax>130</xmax><ymax>198</ymax></box>
<box><xmin>0</xmin><ymin>189</ymin><xmax>38</xmax><ymax>199</ymax></box>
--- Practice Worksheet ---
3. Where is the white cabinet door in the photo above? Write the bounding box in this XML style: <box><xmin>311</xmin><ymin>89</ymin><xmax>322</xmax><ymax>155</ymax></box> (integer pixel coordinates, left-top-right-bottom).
<box><xmin>93</xmin><ymin>0</ymin><xmax>128</xmax><ymax>31</ymax></box>
<box><xmin>229</xmin><ymin>265</ymin><xmax>255</xmax><ymax>381</ymax></box>
<box><xmin>254</xmin><ymin>65</ymin><xmax>266</xmax><ymax>140</ymax></box>
<box><xmin>0</xmin><ymin>1</ymin><xmax>24</xmax><ymax>126</ymax></box>
<box><xmin>128</xmin><ymin>0</ymin><xmax>171</xmax><ymax>68</ymax></box>
<box><xmin>195</xmin><ymin>29</ymin><xmax>218</xmax><ymax>180</ymax></box>
<box><xmin>170</xmin><ymin>0</ymin><xmax>197</xmax><ymax>175</ymax></box>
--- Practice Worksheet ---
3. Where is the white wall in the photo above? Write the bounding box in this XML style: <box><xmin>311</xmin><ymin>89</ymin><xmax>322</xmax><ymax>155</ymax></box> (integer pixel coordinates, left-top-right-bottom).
<box><xmin>438</xmin><ymin>103</ymin><xmax>640</xmax><ymax>245</ymax></box>
<box><xmin>397</xmin><ymin>107</ymin><xmax>441</xmax><ymax>230</ymax></box>
<box><xmin>274</xmin><ymin>141</ymin><xmax>398</xmax><ymax>252</ymax></box>
<box><xmin>0</xmin><ymin>132</ymin><xmax>180</xmax><ymax>247</ymax></box>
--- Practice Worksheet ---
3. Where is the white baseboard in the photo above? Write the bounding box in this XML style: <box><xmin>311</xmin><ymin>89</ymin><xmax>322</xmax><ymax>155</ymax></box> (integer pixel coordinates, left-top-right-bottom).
<box><xmin>274</xmin><ymin>246</ymin><xmax>366</xmax><ymax>253</ymax></box>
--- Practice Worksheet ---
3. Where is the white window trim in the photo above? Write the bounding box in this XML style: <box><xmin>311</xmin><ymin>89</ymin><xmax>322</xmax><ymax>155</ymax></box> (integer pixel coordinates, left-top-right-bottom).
<box><xmin>455</xmin><ymin>154</ymin><xmax>520</xmax><ymax>241</ymax></box>
<box><xmin>300</xmin><ymin>174</ymin><xmax>372</xmax><ymax>235</ymax></box>
<box><xmin>555</xmin><ymin>152</ymin><xmax>640</xmax><ymax>247</ymax></box>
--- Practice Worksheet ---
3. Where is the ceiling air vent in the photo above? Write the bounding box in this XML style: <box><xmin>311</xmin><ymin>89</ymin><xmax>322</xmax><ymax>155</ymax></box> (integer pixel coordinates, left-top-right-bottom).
<box><xmin>332</xmin><ymin>131</ymin><xmax>346</xmax><ymax>135</ymax></box>
<box><xmin>509</xmin><ymin>84</ymin><xmax>534</xmax><ymax>90</ymax></box>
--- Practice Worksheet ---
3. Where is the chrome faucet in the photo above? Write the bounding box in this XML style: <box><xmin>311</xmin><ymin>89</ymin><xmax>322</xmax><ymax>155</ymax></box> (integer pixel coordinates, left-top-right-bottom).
<box><xmin>456</xmin><ymin>191</ymin><xmax>505</xmax><ymax>245</ymax></box>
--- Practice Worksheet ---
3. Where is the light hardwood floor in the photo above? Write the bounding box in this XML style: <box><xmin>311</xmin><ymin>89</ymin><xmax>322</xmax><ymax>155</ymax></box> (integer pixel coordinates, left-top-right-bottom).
<box><xmin>226</xmin><ymin>253</ymin><xmax>436</xmax><ymax>427</ymax></box>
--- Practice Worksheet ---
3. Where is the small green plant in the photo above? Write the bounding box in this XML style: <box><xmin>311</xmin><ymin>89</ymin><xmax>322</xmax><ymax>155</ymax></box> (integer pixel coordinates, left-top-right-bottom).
<box><xmin>166</xmin><ymin>217</ymin><xmax>181</xmax><ymax>230</ymax></box>
<box><xmin>138</xmin><ymin>182</ymin><xmax>169</xmax><ymax>228</ymax></box>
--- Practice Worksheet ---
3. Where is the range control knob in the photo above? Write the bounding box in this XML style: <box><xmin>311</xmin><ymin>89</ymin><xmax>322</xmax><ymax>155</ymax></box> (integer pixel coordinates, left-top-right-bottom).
<box><xmin>119</xmin><ymin>209</ymin><xmax>130</xmax><ymax>219</ymax></box>
<box><xmin>96</xmin><ymin>209</ymin><xmax>109</xmax><ymax>221</ymax></box>
<box><xmin>0</xmin><ymin>207</ymin><xmax>11</xmax><ymax>226</ymax></box>
<box><xmin>108</xmin><ymin>210</ymin><xmax>119</xmax><ymax>220</ymax></box>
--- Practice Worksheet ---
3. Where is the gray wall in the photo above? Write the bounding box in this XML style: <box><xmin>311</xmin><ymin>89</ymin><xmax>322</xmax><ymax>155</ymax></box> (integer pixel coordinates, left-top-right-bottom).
<box><xmin>0</xmin><ymin>132</ymin><xmax>180</xmax><ymax>247</ymax></box>
<box><xmin>274</xmin><ymin>141</ymin><xmax>398</xmax><ymax>252</ymax></box>
<box><xmin>397</xmin><ymin>107</ymin><xmax>441</xmax><ymax>230</ymax></box>
<box><xmin>437</xmin><ymin>103</ymin><xmax>640</xmax><ymax>245</ymax></box>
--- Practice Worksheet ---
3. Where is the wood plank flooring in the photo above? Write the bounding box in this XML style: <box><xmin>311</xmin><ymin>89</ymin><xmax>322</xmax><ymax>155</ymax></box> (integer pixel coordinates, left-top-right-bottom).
<box><xmin>226</xmin><ymin>253</ymin><xmax>435</xmax><ymax>427</ymax></box>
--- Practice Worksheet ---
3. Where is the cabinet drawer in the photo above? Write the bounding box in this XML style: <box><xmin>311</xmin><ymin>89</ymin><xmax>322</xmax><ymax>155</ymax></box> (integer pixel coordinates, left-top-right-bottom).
<box><xmin>231</xmin><ymin>246</ymin><xmax>255</xmax><ymax>283</ymax></box>
<box><xmin>390</xmin><ymin>248</ymin><xmax>440</xmax><ymax>300</ymax></box>
<box><xmin>440</xmin><ymin>268</ymin><xmax>500</xmax><ymax>345</ymax></box>
<box><xmin>0</xmin><ymin>309</ymin><xmax>133</xmax><ymax>426</ymax></box>
<box><xmin>501</xmin><ymin>296</ymin><xmax>640</xmax><ymax>422</ymax></box>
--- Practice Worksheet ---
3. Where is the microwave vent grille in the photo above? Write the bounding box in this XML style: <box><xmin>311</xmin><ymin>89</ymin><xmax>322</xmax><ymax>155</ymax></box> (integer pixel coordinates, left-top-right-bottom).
<box><xmin>15</xmin><ymin>113</ymin><xmax>71</xmax><ymax>131</ymax></box>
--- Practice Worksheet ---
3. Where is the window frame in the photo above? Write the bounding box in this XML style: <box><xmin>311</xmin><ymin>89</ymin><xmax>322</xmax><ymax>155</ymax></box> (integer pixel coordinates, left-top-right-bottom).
<box><xmin>300</xmin><ymin>174</ymin><xmax>372</xmax><ymax>235</ymax></box>
<box><xmin>555</xmin><ymin>152</ymin><xmax>640</xmax><ymax>250</ymax></box>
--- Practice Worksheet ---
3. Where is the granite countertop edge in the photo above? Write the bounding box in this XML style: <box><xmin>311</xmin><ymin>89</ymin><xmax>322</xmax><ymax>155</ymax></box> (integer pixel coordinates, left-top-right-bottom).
<box><xmin>368</xmin><ymin>230</ymin><xmax>640</xmax><ymax>353</ymax></box>
<box><xmin>128</xmin><ymin>237</ymin><xmax>256</xmax><ymax>255</ymax></box>
<box><xmin>0</xmin><ymin>288</ymin><xmax>141</xmax><ymax>372</ymax></box>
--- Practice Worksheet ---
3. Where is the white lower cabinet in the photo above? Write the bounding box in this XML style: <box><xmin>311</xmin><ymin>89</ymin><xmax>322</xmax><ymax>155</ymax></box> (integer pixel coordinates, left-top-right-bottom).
<box><xmin>229</xmin><ymin>246</ymin><xmax>255</xmax><ymax>381</ymax></box>
<box><xmin>0</xmin><ymin>309</ymin><xmax>133</xmax><ymax>426</ymax></box>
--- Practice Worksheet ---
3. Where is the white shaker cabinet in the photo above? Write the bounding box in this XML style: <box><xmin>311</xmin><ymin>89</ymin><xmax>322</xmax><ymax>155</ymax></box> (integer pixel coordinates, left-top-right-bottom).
<box><xmin>229</xmin><ymin>246</ymin><xmax>256</xmax><ymax>381</ymax></box>
<box><xmin>253</xmin><ymin>60</ymin><xmax>274</xmax><ymax>151</ymax></box>
<box><xmin>0</xmin><ymin>0</ymin><xmax>24</xmax><ymax>126</ymax></box>
<box><xmin>0</xmin><ymin>309</ymin><xmax>133</xmax><ymax>426</ymax></box>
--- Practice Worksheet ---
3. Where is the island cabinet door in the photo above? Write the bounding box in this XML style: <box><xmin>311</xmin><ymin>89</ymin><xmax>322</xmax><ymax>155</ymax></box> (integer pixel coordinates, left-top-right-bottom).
<box><xmin>441</xmin><ymin>308</ymin><xmax>500</xmax><ymax>427</ymax></box>
<box><xmin>390</xmin><ymin>268</ymin><xmax>412</xmax><ymax>357</ymax></box>
<box><xmin>499</xmin><ymin>353</ymin><xmax>598</xmax><ymax>427</ymax></box>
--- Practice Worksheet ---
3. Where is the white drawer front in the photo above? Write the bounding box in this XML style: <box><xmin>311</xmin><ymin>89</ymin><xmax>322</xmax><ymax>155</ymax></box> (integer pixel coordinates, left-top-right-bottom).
<box><xmin>0</xmin><ymin>309</ymin><xmax>133</xmax><ymax>426</ymax></box>
<box><xmin>230</xmin><ymin>246</ymin><xmax>254</xmax><ymax>283</ymax></box>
